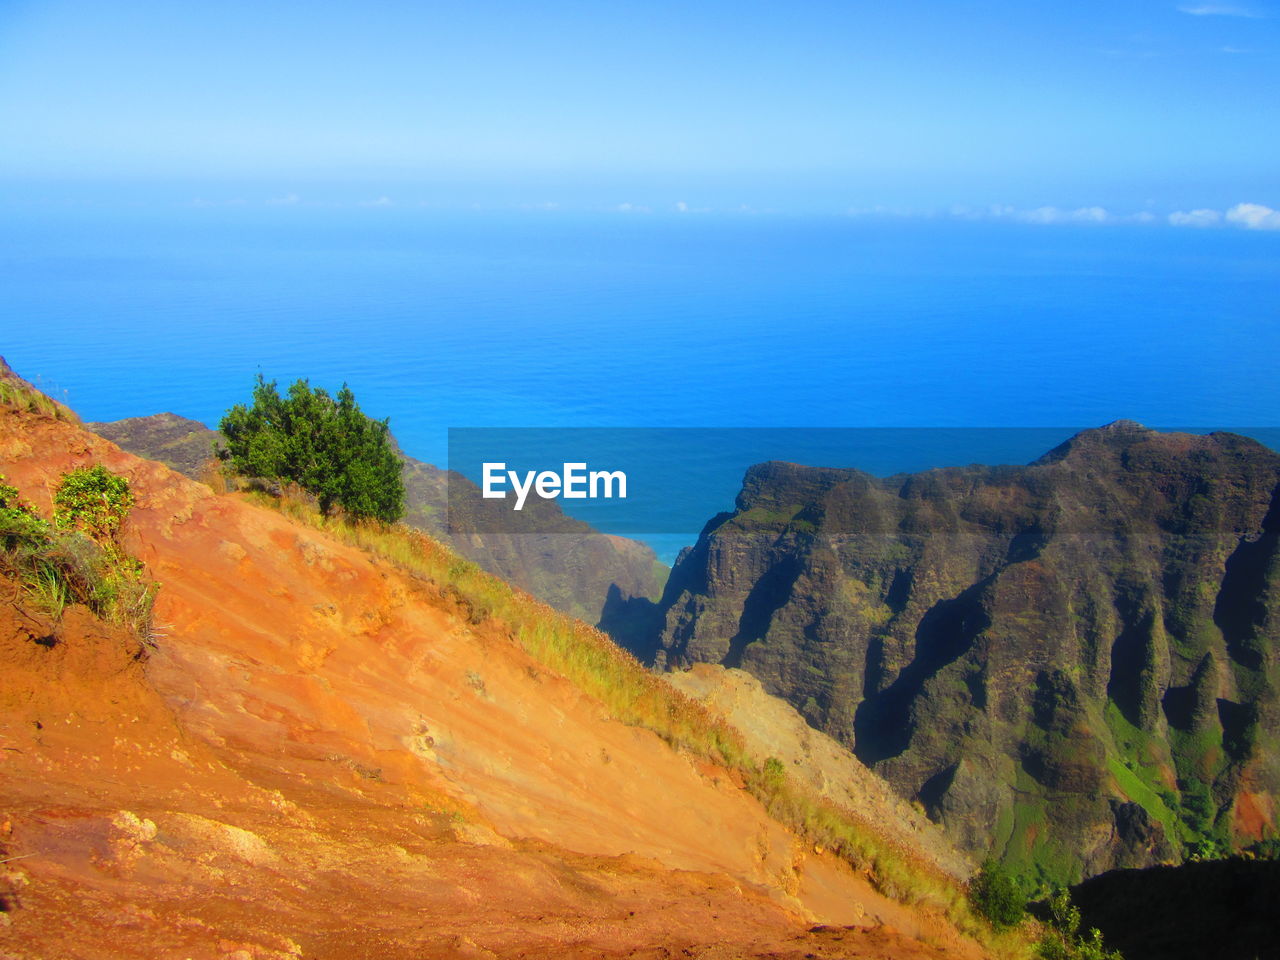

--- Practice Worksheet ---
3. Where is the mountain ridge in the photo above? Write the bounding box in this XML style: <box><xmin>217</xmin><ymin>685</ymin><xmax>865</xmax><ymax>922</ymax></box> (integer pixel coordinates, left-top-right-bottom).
<box><xmin>645</xmin><ymin>423</ymin><xmax>1280</xmax><ymax>884</ymax></box>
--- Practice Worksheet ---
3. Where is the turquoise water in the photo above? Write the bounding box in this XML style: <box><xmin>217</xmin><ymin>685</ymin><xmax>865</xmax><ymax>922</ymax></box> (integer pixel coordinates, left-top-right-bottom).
<box><xmin>3</xmin><ymin>207</ymin><xmax>1277</xmax><ymax>556</ymax></box>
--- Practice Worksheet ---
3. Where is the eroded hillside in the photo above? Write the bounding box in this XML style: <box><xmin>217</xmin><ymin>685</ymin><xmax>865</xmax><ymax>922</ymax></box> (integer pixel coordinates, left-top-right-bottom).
<box><xmin>0</xmin><ymin>375</ymin><xmax>985</xmax><ymax>959</ymax></box>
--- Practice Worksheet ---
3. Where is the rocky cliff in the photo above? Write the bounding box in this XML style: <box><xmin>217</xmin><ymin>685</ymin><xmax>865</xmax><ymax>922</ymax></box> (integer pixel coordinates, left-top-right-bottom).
<box><xmin>90</xmin><ymin>413</ymin><xmax>665</xmax><ymax>626</ymax></box>
<box><xmin>649</xmin><ymin>422</ymin><xmax>1280</xmax><ymax>884</ymax></box>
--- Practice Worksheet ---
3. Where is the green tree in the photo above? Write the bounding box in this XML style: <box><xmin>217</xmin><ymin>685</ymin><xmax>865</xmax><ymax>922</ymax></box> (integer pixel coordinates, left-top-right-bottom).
<box><xmin>219</xmin><ymin>375</ymin><xmax>404</xmax><ymax>523</ymax></box>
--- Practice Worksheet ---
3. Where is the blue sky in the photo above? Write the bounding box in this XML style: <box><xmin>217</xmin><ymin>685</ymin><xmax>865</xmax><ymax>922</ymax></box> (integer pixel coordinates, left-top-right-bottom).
<box><xmin>0</xmin><ymin>0</ymin><xmax>1276</xmax><ymax>214</ymax></box>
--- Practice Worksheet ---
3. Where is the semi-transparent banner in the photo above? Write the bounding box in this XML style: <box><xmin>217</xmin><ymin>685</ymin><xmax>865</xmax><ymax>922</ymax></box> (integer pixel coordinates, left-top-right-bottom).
<box><xmin>446</xmin><ymin>426</ymin><xmax>1280</xmax><ymax>537</ymax></box>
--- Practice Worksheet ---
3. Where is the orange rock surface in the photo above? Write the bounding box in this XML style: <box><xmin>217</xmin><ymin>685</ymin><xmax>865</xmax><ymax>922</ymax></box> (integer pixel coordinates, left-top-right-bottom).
<box><xmin>0</xmin><ymin>402</ymin><xmax>984</xmax><ymax>959</ymax></box>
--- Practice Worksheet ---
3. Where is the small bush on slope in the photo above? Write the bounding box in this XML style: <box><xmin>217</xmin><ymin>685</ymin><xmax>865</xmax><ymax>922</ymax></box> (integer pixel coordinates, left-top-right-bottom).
<box><xmin>971</xmin><ymin>860</ymin><xmax>1027</xmax><ymax>928</ymax></box>
<box><xmin>54</xmin><ymin>464</ymin><xmax>135</xmax><ymax>542</ymax></box>
<box><xmin>0</xmin><ymin>469</ymin><xmax>155</xmax><ymax>636</ymax></box>
<box><xmin>1036</xmin><ymin>889</ymin><xmax>1122</xmax><ymax>960</ymax></box>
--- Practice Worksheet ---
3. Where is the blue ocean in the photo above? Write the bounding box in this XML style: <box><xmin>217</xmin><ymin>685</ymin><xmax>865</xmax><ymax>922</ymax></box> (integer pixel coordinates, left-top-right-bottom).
<box><xmin>3</xmin><ymin>207</ymin><xmax>1277</xmax><ymax>559</ymax></box>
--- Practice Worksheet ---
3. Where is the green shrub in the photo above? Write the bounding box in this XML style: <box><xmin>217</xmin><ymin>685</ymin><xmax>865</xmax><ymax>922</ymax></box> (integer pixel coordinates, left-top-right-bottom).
<box><xmin>0</xmin><ymin>469</ymin><xmax>156</xmax><ymax>636</ymax></box>
<box><xmin>53</xmin><ymin>464</ymin><xmax>135</xmax><ymax>543</ymax></box>
<box><xmin>971</xmin><ymin>859</ymin><xmax>1027</xmax><ymax>928</ymax></box>
<box><xmin>219</xmin><ymin>375</ymin><xmax>404</xmax><ymax>523</ymax></box>
<box><xmin>0</xmin><ymin>476</ymin><xmax>50</xmax><ymax>552</ymax></box>
<box><xmin>762</xmin><ymin>756</ymin><xmax>787</xmax><ymax>785</ymax></box>
<box><xmin>1036</xmin><ymin>888</ymin><xmax>1122</xmax><ymax>960</ymax></box>
<box><xmin>1247</xmin><ymin>837</ymin><xmax>1280</xmax><ymax>860</ymax></box>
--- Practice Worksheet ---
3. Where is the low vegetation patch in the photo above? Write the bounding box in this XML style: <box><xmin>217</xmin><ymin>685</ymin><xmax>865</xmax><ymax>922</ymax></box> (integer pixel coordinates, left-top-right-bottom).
<box><xmin>0</xmin><ymin>379</ymin><xmax>75</xmax><ymax>421</ymax></box>
<box><xmin>0</xmin><ymin>468</ymin><xmax>155</xmax><ymax>636</ymax></box>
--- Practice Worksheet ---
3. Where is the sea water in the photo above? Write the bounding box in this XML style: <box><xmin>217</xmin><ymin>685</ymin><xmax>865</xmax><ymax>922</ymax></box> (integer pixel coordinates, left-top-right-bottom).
<box><xmin>3</xmin><ymin>206</ymin><xmax>1277</xmax><ymax>559</ymax></box>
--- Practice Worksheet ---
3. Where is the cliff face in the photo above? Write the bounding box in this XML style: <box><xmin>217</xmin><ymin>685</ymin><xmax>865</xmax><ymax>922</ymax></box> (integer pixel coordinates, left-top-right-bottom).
<box><xmin>651</xmin><ymin>423</ymin><xmax>1280</xmax><ymax>883</ymax></box>
<box><xmin>90</xmin><ymin>414</ymin><xmax>665</xmax><ymax>626</ymax></box>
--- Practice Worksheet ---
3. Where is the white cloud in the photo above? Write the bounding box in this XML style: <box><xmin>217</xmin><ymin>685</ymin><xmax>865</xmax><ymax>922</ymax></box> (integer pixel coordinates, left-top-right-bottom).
<box><xmin>1016</xmin><ymin>206</ymin><xmax>1111</xmax><ymax>224</ymax></box>
<box><xmin>940</xmin><ymin>204</ymin><xmax>1123</xmax><ymax>224</ymax></box>
<box><xmin>1226</xmin><ymin>202</ymin><xmax>1280</xmax><ymax>229</ymax></box>
<box><xmin>615</xmin><ymin>202</ymin><xmax>651</xmax><ymax>214</ymax></box>
<box><xmin>847</xmin><ymin>204</ymin><xmax>927</xmax><ymax>218</ymax></box>
<box><xmin>360</xmin><ymin>196</ymin><xmax>393</xmax><ymax>207</ymax></box>
<box><xmin>1177</xmin><ymin>4</ymin><xmax>1264</xmax><ymax>16</ymax></box>
<box><xmin>1168</xmin><ymin>208</ymin><xmax>1222</xmax><ymax>227</ymax></box>
<box><xmin>1016</xmin><ymin>207</ymin><xmax>1060</xmax><ymax>224</ymax></box>
<box><xmin>267</xmin><ymin>192</ymin><xmax>300</xmax><ymax>206</ymax></box>
<box><xmin>1073</xmin><ymin>206</ymin><xmax>1111</xmax><ymax>223</ymax></box>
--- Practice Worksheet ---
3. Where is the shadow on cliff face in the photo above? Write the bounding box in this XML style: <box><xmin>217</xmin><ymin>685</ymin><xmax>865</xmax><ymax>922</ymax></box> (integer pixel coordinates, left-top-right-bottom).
<box><xmin>1214</xmin><ymin>481</ymin><xmax>1280</xmax><ymax>673</ymax></box>
<box><xmin>1107</xmin><ymin>584</ymin><xmax>1163</xmax><ymax>729</ymax></box>
<box><xmin>853</xmin><ymin>578</ymin><xmax>993</xmax><ymax>767</ymax></box>
<box><xmin>725</xmin><ymin>555</ymin><xmax>804</xmax><ymax>669</ymax></box>
<box><xmin>598</xmin><ymin>583</ymin><xmax>664</xmax><ymax>663</ymax></box>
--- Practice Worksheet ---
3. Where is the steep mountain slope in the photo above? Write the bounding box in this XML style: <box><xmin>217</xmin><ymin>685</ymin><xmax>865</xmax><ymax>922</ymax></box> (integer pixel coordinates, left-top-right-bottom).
<box><xmin>667</xmin><ymin>664</ymin><xmax>972</xmax><ymax>881</ymax></box>
<box><xmin>648</xmin><ymin>423</ymin><xmax>1280</xmax><ymax>884</ymax></box>
<box><xmin>3</xmin><ymin>382</ymin><xmax>984</xmax><ymax>958</ymax></box>
<box><xmin>90</xmin><ymin>413</ymin><xmax>665</xmax><ymax>626</ymax></box>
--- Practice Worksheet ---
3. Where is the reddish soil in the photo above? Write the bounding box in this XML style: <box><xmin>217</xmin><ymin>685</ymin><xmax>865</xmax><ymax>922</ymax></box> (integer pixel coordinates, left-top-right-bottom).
<box><xmin>0</xmin><ymin>402</ymin><xmax>986</xmax><ymax>959</ymax></box>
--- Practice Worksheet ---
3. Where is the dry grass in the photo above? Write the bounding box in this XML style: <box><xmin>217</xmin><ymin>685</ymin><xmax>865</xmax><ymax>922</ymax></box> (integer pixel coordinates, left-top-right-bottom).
<box><xmin>0</xmin><ymin>380</ymin><xmax>77</xmax><ymax>422</ymax></box>
<box><xmin>243</xmin><ymin>485</ymin><xmax>1034</xmax><ymax>957</ymax></box>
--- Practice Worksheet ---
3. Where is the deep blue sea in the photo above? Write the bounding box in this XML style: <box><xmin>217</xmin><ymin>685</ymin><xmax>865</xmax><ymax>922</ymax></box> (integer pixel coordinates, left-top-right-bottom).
<box><xmin>3</xmin><ymin>207</ymin><xmax>1277</xmax><ymax>559</ymax></box>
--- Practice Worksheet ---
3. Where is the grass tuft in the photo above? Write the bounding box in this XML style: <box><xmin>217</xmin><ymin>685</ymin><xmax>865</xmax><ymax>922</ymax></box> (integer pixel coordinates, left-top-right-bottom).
<box><xmin>1</xmin><ymin>471</ymin><xmax>156</xmax><ymax>637</ymax></box>
<box><xmin>0</xmin><ymin>380</ymin><xmax>76</xmax><ymax>422</ymax></box>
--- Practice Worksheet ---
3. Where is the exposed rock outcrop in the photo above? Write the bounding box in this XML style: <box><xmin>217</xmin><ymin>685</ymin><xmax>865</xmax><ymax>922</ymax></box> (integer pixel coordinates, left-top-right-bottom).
<box><xmin>648</xmin><ymin>423</ymin><xmax>1280</xmax><ymax>882</ymax></box>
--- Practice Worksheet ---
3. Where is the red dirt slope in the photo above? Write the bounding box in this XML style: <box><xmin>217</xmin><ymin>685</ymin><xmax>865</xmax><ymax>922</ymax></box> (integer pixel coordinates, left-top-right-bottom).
<box><xmin>0</xmin><ymin>396</ymin><xmax>984</xmax><ymax>959</ymax></box>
